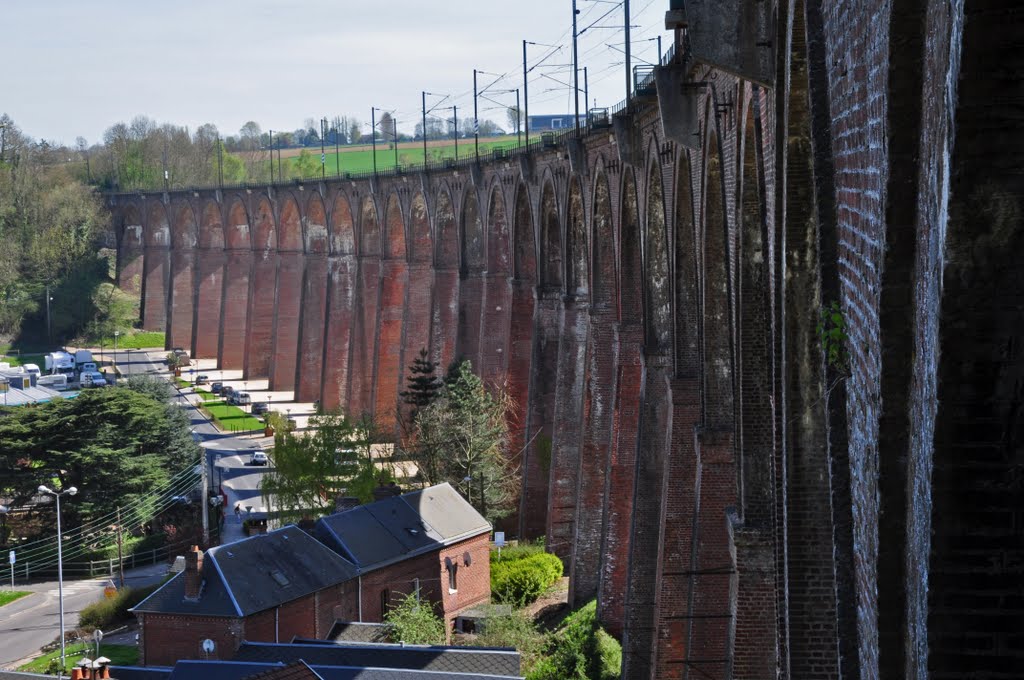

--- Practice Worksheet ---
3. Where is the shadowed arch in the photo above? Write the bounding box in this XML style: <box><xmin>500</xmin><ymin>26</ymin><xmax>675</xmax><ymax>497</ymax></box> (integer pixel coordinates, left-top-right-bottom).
<box><xmin>278</xmin><ymin>194</ymin><xmax>302</xmax><ymax>252</ymax></box>
<box><xmin>539</xmin><ymin>179</ymin><xmax>562</xmax><ymax>290</ymax></box>
<box><xmin>359</xmin><ymin>195</ymin><xmax>380</xmax><ymax>256</ymax></box>
<box><xmin>194</xmin><ymin>201</ymin><xmax>225</xmax><ymax>359</ymax></box>
<box><xmin>409</xmin><ymin>192</ymin><xmax>431</xmax><ymax>262</ymax></box>
<box><xmin>457</xmin><ymin>187</ymin><xmax>485</xmax><ymax>369</ymax></box>
<box><xmin>304</xmin><ymin>194</ymin><xmax>329</xmax><ymax>255</ymax></box>
<box><xmin>513</xmin><ymin>184</ymin><xmax>537</xmax><ymax>283</ymax></box>
<box><xmin>603</xmin><ymin>167</ymin><xmax>644</xmax><ymax>638</ymax></box>
<box><xmin>432</xmin><ymin>189</ymin><xmax>460</xmax><ymax>371</ymax></box>
<box><xmin>199</xmin><ymin>201</ymin><xmax>224</xmax><ymax>250</ymax></box>
<box><xmin>252</xmin><ymin>196</ymin><xmax>276</xmax><ymax>252</ymax></box>
<box><xmin>120</xmin><ymin>204</ymin><xmax>143</xmax><ymax>250</ymax></box>
<box><xmin>168</xmin><ymin>201</ymin><xmax>198</xmax><ymax>351</ymax></box>
<box><xmin>225</xmin><ymin>197</ymin><xmax>250</xmax><ymax>250</ymax></box>
<box><xmin>383</xmin><ymin>193</ymin><xmax>406</xmax><ymax>260</ymax></box>
<box><xmin>644</xmin><ymin>156</ymin><xmax>672</xmax><ymax>354</ymax></box>
<box><xmin>330</xmin><ymin>194</ymin><xmax>355</xmax><ymax>255</ymax></box>
<box><xmin>566</xmin><ymin>176</ymin><xmax>588</xmax><ymax>298</ymax></box>
<box><xmin>141</xmin><ymin>202</ymin><xmax>170</xmax><ymax>331</ymax></box>
<box><xmin>479</xmin><ymin>183</ymin><xmax>513</xmax><ymax>384</ymax></box>
<box><xmin>573</xmin><ymin>168</ymin><xmax>618</xmax><ymax>604</ymax></box>
<box><xmin>348</xmin><ymin>194</ymin><xmax>383</xmax><ymax>416</ymax></box>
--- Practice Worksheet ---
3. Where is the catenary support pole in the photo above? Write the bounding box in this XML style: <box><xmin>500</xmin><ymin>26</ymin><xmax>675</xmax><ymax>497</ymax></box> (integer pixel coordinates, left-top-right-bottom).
<box><xmin>422</xmin><ymin>91</ymin><xmax>428</xmax><ymax>166</ymax></box>
<box><xmin>573</xmin><ymin>0</ymin><xmax>580</xmax><ymax>135</ymax></box>
<box><xmin>624</xmin><ymin>0</ymin><xmax>631</xmax><ymax>102</ymax></box>
<box><xmin>473</xmin><ymin>69</ymin><xmax>479</xmax><ymax>162</ymax></box>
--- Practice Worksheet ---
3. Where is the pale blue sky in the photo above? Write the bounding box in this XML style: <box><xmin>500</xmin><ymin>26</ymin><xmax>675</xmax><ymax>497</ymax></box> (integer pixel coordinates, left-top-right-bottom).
<box><xmin>3</xmin><ymin>0</ymin><xmax>668</xmax><ymax>144</ymax></box>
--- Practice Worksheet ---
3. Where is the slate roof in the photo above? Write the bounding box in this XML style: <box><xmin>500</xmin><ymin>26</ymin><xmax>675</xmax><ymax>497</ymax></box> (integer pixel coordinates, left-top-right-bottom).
<box><xmin>315</xmin><ymin>483</ymin><xmax>490</xmax><ymax>572</ymax></box>
<box><xmin>167</xmin><ymin>660</ymin><xmax>521</xmax><ymax>680</ymax></box>
<box><xmin>109</xmin><ymin>667</ymin><xmax>174</xmax><ymax>680</ymax></box>
<box><xmin>318</xmin><ymin>621</ymin><xmax>391</xmax><ymax>643</ymax></box>
<box><xmin>240</xmin><ymin>661</ymin><xmax>322</xmax><ymax>680</ymax></box>
<box><xmin>231</xmin><ymin>641</ymin><xmax>519</xmax><ymax>677</ymax></box>
<box><xmin>132</xmin><ymin>525</ymin><xmax>358</xmax><ymax>617</ymax></box>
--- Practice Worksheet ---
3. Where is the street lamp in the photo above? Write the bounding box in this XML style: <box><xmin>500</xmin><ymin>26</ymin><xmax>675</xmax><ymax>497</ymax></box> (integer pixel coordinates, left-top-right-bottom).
<box><xmin>37</xmin><ymin>485</ymin><xmax>77</xmax><ymax>673</ymax></box>
<box><xmin>113</xmin><ymin>331</ymin><xmax>120</xmax><ymax>376</ymax></box>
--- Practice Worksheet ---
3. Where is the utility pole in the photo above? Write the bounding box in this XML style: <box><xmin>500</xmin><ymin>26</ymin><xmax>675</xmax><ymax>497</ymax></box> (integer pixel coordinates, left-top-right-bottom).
<box><xmin>523</xmin><ymin>40</ymin><xmax>531</xmax><ymax>147</ymax></box>
<box><xmin>583</xmin><ymin>67</ymin><xmax>589</xmax><ymax>127</ymax></box>
<box><xmin>453</xmin><ymin>105</ymin><xmax>458</xmax><ymax>162</ymax></box>
<box><xmin>624</xmin><ymin>0</ymin><xmax>632</xmax><ymax>102</ymax></box>
<box><xmin>422</xmin><ymin>91</ymin><xmax>428</xmax><ymax>166</ymax></box>
<box><xmin>572</xmin><ymin>0</ymin><xmax>580</xmax><ymax>136</ymax></box>
<box><xmin>278</xmin><ymin>140</ymin><xmax>283</xmax><ymax>181</ymax></box>
<box><xmin>116</xmin><ymin>507</ymin><xmax>125</xmax><ymax>589</ymax></box>
<box><xmin>335</xmin><ymin>119</ymin><xmax>340</xmax><ymax>175</ymax></box>
<box><xmin>217</xmin><ymin>134</ymin><xmax>223</xmax><ymax>187</ymax></box>
<box><xmin>473</xmin><ymin>69</ymin><xmax>480</xmax><ymax>162</ymax></box>
<box><xmin>371</xmin><ymin>108</ymin><xmax>378</xmax><ymax>176</ymax></box>
<box><xmin>320</xmin><ymin>118</ymin><xmax>326</xmax><ymax>180</ymax></box>
<box><xmin>269</xmin><ymin>130</ymin><xmax>274</xmax><ymax>183</ymax></box>
<box><xmin>201</xmin><ymin>449</ymin><xmax>209</xmax><ymax>547</ymax></box>
<box><xmin>657</xmin><ymin>35</ymin><xmax>662</xmax><ymax>64</ymax></box>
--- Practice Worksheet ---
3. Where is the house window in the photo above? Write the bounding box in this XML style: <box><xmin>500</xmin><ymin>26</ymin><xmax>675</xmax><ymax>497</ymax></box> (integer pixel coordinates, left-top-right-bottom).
<box><xmin>446</xmin><ymin>557</ymin><xmax>458</xmax><ymax>593</ymax></box>
<box><xmin>380</xmin><ymin>588</ymin><xmax>391</xmax><ymax>617</ymax></box>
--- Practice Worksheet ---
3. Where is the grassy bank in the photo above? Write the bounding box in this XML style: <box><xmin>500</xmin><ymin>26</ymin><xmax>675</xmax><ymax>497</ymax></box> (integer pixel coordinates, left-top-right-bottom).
<box><xmin>195</xmin><ymin>388</ymin><xmax>264</xmax><ymax>431</ymax></box>
<box><xmin>19</xmin><ymin>644</ymin><xmax>138</xmax><ymax>674</ymax></box>
<box><xmin>0</xmin><ymin>591</ymin><xmax>31</xmax><ymax>607</ymax></box>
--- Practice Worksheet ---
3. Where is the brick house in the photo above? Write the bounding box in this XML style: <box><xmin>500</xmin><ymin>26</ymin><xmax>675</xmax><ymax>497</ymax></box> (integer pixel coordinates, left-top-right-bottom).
<box><xmin>131</xmin><ymin>526</ymin><xmax>359</xmax><ymax>666</ymax></box>
<box><xmin>315</xmin><ymin>482</ymin><xmax>492</xmax><ymax>629</ymax></box>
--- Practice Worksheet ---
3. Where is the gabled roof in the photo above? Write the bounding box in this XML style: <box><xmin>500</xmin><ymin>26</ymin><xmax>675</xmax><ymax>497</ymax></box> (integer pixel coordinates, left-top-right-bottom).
<box><xmin>133</xmin><ymin>526</ymin><xmax>358</xmax><ymax>618</ymax></box>
<box><xmin>231</xmin><ymin>641</ymin><xmax>520</xmax><ymax>677</ymax></box>
<box><xmin>167</xmin><ymin>660</ymin><xmax>521</xmax><ymax>680</ymax></box>
<box><xmin>314</xmin><ymin>483</ymin><xmax>490</xmax><ymax>572</ymax></box>
<box><xmin>240</xmin><ymin>661</ymin><xmax>322</xmax><ymax>680</ymax></box>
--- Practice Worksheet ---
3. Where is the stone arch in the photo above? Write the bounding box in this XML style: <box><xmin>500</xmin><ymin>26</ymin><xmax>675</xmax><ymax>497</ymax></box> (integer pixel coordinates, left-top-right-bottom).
<box><xmin>359</xmin><ymin>195</ymin><xmax>380</xmax><ymax>256</ymax></box>
<box><xmin>431</xmin><ymin>188</ymin><xmax>460</xmax><ymax>371</ymax></box>
<box><xmin>566</xmin><ymin>176</ymin><xmax>588</xmax><ymax>298</ymax></box>
<box><xmin>117</xmin><ymin>203</ymin><xmax>142</xmax><ymax>331</ymax></box>
<box><xmin>278</xmin><ymin>194</ymin><xmax>303</xmax><ymax>252</ymax></box>
<box><xmin>170</xmin><ymin>201</ymin><xmax>197</xmax><ymax>250</ymax></box>
<box><xmin>168</xmin><ymin>201</ymin><xmax>198</xmax><ymax>352</ymax></box>
<box><xmin>141</xmin><ymin>202</ymin><xmax>171</xmax><ymax>331</ymax></box>
<box><xmin>479</xmin><ymin>183</ymin><xmax>513</xmax><ymax>384</ymax></box>
<box><xmin>144</xmin><ymin>201</ymin><xmax>170</xmax><ymax>248</ymax></box>
<box><xmin>539</xmin><ymin>179</ymin><xmax>562</xmax><ymax>290</ymax></box>
<box><xmin>225</xmin><ymin>197</ymin><xmax>250</xmax><ymax>250</ymax></box>
<box><xmin>457</xmin><ymin>187</ymin><xmax>485</xmax><ymax>369</ymax></box>
<box><xmin>383</xmin><ymin>192</ymin><xmax>406</xmax><ymax>260</ymax></box>
<box><xmin>330</xmin><ymin>194</ymin><xmax>355</xmax><ymax>255</ymax></box>
<box><xmin>252</xmin><ymin>196</ymin><xmax>276</xmax><ymax>252</ymax></box>
<box><xmin>304</xmin><ymin>193</ymin><xmax>329</xmax><ymax>255</ymax></box>
<box><xmin>120</xmin><ymin>204</ymin><xmax>143</xmax><ymax>249</ymax></box>
<box><xmin>374</xmin><ymin>191</ymin><xmax>411</xmax><ymax>433</ymax></box>
<box><xmin>675</xmin><ymin>152</ymin><xmax>700</xmax><ymax>374</ymax></box>
<box><xmin>409</xmin><ymin>192</ymin><xmax>431</xmax><ymax>262</ymax></box>
<box><xmin>199</xmin><ymin>200</ymin><xmax>224</xmax><ymax>250</ymax></box>
<box><xmin>644</xmin><ymin>153</ymin><xmax>673</xmax><ymax>355</ymax></box>
<box><xmin>194</xmin><ymin>201</ymin><xmax>225</xmax><ymax>359</ymax></box>
<box><xmin>513</xmin><ymin>183</ymin><xmax>537</xmax><ymax>283</ymax></box>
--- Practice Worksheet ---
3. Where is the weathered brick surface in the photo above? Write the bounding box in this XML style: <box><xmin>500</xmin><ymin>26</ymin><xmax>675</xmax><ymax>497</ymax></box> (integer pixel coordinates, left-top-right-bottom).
<box><xmin>270</xmin><ymin>252</ymin><xmax>303</xmax><ymax>391</ymax></box>
<box><xmin>193</xmin><ymin>249</ymin><xmax>224</xmax><ymax>360</ymax></box>
<box><xmin>374</xmin><ymin>258</ymin><xmax>408</xmax><ymax>433</ymax></box>
<box><xmin>295</xmin><ymin>255</ymin><xmax>328</xmax><ymax>402</ymax></box>
<box><xmin>141</xmin><ymin>246</ymin><xmax>170</xmax><ymax>332</ymax></box>
<box><xmin>244</xmin><ymin>253</ymin><xmax>277</xmax><ymax>379</ymax></box>
<box><xmin>219</xmin><ymin>250</ymin><xmax>251</xmax><ymax>370</ymax></box>
<box><xmin>168</xmin><ymin>250</ymin><xmax>195</xmax><ymax>352</ymax></box>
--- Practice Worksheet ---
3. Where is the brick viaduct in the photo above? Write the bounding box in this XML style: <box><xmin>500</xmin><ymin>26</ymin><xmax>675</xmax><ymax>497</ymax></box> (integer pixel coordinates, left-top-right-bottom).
<box><xmin>105</xmin><ymin>2</ymin><xmax>1022</xmax><ymax>678</ymax></box>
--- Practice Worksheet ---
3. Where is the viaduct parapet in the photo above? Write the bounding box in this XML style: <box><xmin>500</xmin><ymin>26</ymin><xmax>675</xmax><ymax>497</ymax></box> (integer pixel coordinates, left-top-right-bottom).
<box><xmin>106</xmin><ymin>3</ymin><xmax>1024</xmax><ymax>678</ymax></box>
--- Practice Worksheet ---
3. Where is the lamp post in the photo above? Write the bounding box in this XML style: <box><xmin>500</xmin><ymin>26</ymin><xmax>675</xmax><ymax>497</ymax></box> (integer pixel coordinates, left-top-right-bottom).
<box><xmin>38</xmin><ymin>485</ymin><xmax>77</xmax><ymax>673</ymax></box>
<box><xmin>113</xmin><ymin>331</ymin><xmax>120</xmax><ymax>375</ymax></box>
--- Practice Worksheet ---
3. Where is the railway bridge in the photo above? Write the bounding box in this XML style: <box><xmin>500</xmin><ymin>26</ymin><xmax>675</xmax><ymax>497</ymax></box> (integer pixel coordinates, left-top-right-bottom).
<box><xmin>106</xmin><ymin>2</ymin><xmax>1023</xmax><ymax>678</ymax></box>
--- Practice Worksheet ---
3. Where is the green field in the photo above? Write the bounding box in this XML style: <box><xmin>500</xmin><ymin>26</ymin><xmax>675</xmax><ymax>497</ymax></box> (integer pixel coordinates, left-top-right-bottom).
<box><xmin>195</xmin><ymin>388</ymin><xmax>264</xmax><ymax>432</ymax></box>
<box><xmin>0</xmin><ymin>591</ymin><xmax>30</xmax><ymax>607</ymax></box>
<box><xmin>19</xmin><ymin>643</ymin><xmax>138</xmax><ymax>673</ymax></box>
<box><xmin>94</xmin><ymin>331</ymin><xmax>165</xmax><ymax>350</ymax></box>
<box><xmin>278</xmin><ymin>135</ymin><xmax>524</xmax><ymax>178</ymax></box>
<box><xmin>0</xmin><ymin>352</ymin><xmax>45</xmax><ymax>368</ymax></box>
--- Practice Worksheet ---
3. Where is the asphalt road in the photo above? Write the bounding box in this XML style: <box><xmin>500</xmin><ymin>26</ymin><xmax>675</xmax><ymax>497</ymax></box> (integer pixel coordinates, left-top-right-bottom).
<box><xmin>0</xmin><ymin>561</ymin><xmax>167</xmax><ymax>668</ymax></box>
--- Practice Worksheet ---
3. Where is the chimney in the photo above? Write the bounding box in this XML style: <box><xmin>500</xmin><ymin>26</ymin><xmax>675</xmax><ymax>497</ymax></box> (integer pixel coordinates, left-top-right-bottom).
<box><xmin>184</xmin><ymin>545</ymin><xmax>204</xmax><ymax>600</ymax></box>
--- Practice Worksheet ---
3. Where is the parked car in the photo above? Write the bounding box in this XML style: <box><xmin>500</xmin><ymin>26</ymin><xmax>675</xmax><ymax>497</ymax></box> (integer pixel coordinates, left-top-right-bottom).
<box><xmin>251</xmin><ymin>402</ymin><xmax>269</xmax><ymax>415</ymax></box>
<box><xmin>222</xmin><ymin>386</ymin><xmax>236</xmax><ymax>401</ymax></box>
<box><xmin>251</xmin><ymin>451</ymin><xmax>268</xmax><ymax>466</ymax></box>
<box><xmin>195</xmin><ymin>374</ymin><xmax>209</xmax><ymax>385</ymax></box>
<box><xmin>80</xmin><ymin>371</ymin><xmax>107</xmax><ymax>388</ymax></box>
<box><xmin>234</xmin><ymin>392</ymin><xmax>252</xmax><ymax>406</ymax></box>
<box><xmin>211</xmin><ymin>382</ymin><xmax>223</xmax><ymax>394</ymax></box>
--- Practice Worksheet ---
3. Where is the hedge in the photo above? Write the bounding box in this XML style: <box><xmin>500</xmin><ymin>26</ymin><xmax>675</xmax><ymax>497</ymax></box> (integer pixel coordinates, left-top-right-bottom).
<box><xmin>491</xmin><ymin>552</ymin><xmax>563</xmax><ymax>607</ymax></box>
<box><xmin>78</xmin><ymin>582</ymin><xmax>162</xmax><ymax>631</ymax></box>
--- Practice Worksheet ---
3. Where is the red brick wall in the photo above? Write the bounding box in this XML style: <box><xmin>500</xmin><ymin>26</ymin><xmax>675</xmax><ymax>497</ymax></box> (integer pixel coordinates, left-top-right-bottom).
<box><xmin>295</xmin><ymin>255</ymin><xmax>329</xmax><ymax>402</ymax></box>
<box><xmin>358</xmin><ymin>533</ymin><xmax>491</xmax><ymax>631</ymax></box>
<box><xmin>138</xmin><ymin>613</ymin><xmax>243</xmax><ymax>667</ymax></box>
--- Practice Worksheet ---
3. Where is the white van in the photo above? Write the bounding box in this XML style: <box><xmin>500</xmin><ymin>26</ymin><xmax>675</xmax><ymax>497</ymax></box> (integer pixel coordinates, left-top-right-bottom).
<box><xmin>80</xmin><ymin>371</ymin><xmax>107</xmax><ymax>388</ymax></box>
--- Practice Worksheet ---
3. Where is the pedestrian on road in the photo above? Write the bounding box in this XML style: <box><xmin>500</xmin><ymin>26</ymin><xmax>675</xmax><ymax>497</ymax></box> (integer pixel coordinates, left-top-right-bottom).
<box><xmin>234</xmin><ymin>504</ymin><xmax>241</xmax><ymax>520</ymax></box>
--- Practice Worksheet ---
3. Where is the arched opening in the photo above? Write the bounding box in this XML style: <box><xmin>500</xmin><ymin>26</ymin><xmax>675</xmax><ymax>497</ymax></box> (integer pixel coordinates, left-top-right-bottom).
<box><xmin>431</xmin><ymin>189</ymin><xmax>459</xmax><ymax>371</ymax></box>
<box><xmin>573</xmin><ymin>169</ymin><xmax>617</xmax><ymax>605</ymax></box>
<box><xmin>349</xmin><ymin>195</ymin><xmax>381</xmax><ymax>417</ymax></box>
<box><xmin>479</xmin><ymin>185</ymin><xmax>512</xmax><ymax>384</ymax></box>
<box><xmin>270</xmin><ymin>194</ymin><xmax>304</xmax><ymax>391</ymax></box>
<box><xmin>296</xmin><ymin>194</ymin><xmax>330</xmax><ymax>401</ymax></box>
<box><xmin>547</xmin><ymin>176</ymin><xmax>589</xmax><ymax>569</ymax></box>
<box><xmin>194</xmin><ymin>201</ymin><xmax>224</xmax><ymax>359</ymax></box>
<box><xmin>509</xmin><ymin>183</ymin><xmax>538</xmax><ymax>539</ymax></box>
<box><xmin>457</xmin><ymin>188</ymin><xmax>485</xmax><ymax>370</ymax></box>
<box><xmin>245</xmin><ymin>196</ymin><xmax>277</xmax><ymax>378</ymax></box>
<box><xmin>220</xmin><ymin>198</ymin><xmax>251</xmax><ymax>369</ymax></box>
<box><xmin>374</xmin><ymin>193</ymin><xmax>409</xmax><ymax>433</ymax></box>
<box><xmin>141</xmin><ymin>201</ymin><xmax>170</xmax><ymax>332</ymax></box>
<box><xmin>398</xmin><ymin>192</ymin><xmax>435</xmax><ymax>429</ymax></box>
<box><xmin>321</xmin><ymin>194</ymin><xmax>357</xmax><ymax>412</ymax></box>
<box><xmin>521</xmin><ymin>179</ymin><xmax>561</xmax><ymax>539</ymax></box>
<box><xmin>168</xmin><ymin>201</ymin><xmax>197</xmax><ymax>351</ymax></box>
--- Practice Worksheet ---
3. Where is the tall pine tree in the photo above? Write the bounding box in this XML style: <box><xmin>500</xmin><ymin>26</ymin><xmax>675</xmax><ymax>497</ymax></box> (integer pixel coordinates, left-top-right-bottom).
<box><xmin>400</xmin><ymin>348</ymin><xmax>442</xmax><ymax>418</ymax></box>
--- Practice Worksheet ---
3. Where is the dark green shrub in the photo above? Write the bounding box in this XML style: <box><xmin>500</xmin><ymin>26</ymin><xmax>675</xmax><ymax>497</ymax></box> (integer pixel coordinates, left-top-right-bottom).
<box><xmin>385</xmin><ymin>592</ymin><xmax>446</xmax><ymax>645</ymax></box>
<box><xmin>491</xmin><ymin>552</ymin><xmax>563</xmax><ymax>607</ymax></box>
<box><xmin>468</xmin><ymin>610</ymin><xmax>547</xmax><ymax>674</ymax></box>
<box><xmin>79</xmin><ymin>583</ymin><xmax>161</xmax><ymax>630</ymax></box>
<box><xmin>490</xmin><ymin>539</ymin><xmax>547</xmax><ymax>563</ymax></box>
<box><xmin>526</xmin><ymin>600</ymin><xmax>621</xmax><ymax>680</ymax></box>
